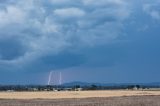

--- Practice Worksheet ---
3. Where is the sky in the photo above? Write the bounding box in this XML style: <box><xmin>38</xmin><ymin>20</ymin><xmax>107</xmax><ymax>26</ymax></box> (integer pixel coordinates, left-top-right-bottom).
<box><xmin>0</xmin><ymin>0</ymin><xmax>160</xmax><ymax>85</ymax></box>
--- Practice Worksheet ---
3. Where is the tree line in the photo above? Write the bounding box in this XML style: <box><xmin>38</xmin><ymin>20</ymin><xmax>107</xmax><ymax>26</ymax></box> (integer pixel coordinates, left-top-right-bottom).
<box><xmin>0</xmin><ymin>84</ymin><xmax>159</xmax><ymax>91</ymax></box>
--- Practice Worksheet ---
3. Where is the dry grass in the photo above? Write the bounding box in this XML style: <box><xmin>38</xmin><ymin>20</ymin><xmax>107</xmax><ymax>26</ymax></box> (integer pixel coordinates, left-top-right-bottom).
<box><xmin>0</xmin><ymin>90</ymin><xmax>160</xmax><ymax>99</ymax></box>
<box><xmin>0</xmin><ymin>95</ymin><xmax>160</xmax><ymax>106</ymax></box>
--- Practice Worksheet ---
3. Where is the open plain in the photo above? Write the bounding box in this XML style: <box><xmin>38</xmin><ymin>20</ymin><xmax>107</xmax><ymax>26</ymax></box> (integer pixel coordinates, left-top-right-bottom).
<box><xmin>0</xmin><ymin>90</ymin><xmax>160</xmax><ymax>106</ymax></box>
<box><xmin>0</xmin><ymin>90</ymin><xmax>160</xmax><ymax>99</ymax></box>
<box><xmin>0</xmin><ymin>95</ymin><xmax>160</xmax><ymax>106</ymax></box>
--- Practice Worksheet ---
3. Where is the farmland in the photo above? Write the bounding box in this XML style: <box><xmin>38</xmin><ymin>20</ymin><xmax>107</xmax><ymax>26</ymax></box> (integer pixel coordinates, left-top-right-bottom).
<box><xmin>0</xmin><ymin>90</ymin><xmax>160</xmax><ymax>106</ymax></box>
<box><xmin>0</xmin><ymin>95</ymin><xmax>160</xmax><ymax>106</ymax></box>
<box><xmin>0</xmin><ymin>90</ymin><xmax>160</xmax><ymax>99</ymax></box>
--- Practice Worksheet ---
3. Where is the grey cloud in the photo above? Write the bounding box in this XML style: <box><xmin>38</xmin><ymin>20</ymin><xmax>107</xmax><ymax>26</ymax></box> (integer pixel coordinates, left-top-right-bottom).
<box><xmin>0</xmin><ymin>38</ymin><xmax>26</xmax><ymax>61</ymax></box>
<box><xmin>0</xmin><ymin>0</ymin><xmax>131</xmax><ymax>71</ymax></box>
<box><xmin>143</xmin><ymin>1</ymin><xmax>160</xmax><ymax>20</ymax></box>
<box><xmin>54</xmin><ymin>7</ymin><xmax>85</xmax><ymax>18</ymax></box>
<box><xmin>18</xmin><ymin>51</ymin><xmax>86</xmax><ymax>72</ymax></box>
<box><xmin>40</xmin><ymin>52</ymin><xmax>85</xmax><ymax>69</ymax></box>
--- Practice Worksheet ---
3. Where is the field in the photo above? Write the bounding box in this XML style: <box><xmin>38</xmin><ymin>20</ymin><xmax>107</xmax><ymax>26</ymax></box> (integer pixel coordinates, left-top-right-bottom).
<box><xmin>0</xmin><ymin>90</ymin><xmax>160</xmax><ymax>106</ymax></box>
<box><xmin>0</xmin><ymin>90</ymin><xmax>160</xmax><ymax>99</ymax></box>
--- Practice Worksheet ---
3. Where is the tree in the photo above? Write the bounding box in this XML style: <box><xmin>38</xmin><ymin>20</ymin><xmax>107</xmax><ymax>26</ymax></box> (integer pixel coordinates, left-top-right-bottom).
<box><xmin>90</xmin><ymin>85</ymin><xmax>98</xmax><ymax>90</ymax></box>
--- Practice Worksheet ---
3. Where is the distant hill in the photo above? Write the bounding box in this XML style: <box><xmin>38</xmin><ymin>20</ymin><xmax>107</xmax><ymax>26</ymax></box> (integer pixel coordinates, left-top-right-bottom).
<box><xmin>62</xmin><ymin>81</ymin><xmax>128</xmax><ymax>87</ymax></box>
<box><xmin>62</xmin><ymin>81</ymin><xmax>90</xmax><ymax>86</ymax></box>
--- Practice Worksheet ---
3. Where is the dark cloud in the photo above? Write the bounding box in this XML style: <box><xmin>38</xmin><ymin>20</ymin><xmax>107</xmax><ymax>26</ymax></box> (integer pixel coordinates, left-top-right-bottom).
<box><xmin>0</xmin><ymin>0</ymin><xmax>131</xmax><ymax>72</ymax></box>
<box><xmin>0</xmin><ymin>0</ymin><xmax>160</xmax><ymax>84</ymax></box>
<box><xmin>40</xmin><ymin>52</ymin><xmax>85</xmax><ymax>70</ymax></box>
<box><xmin>15</xmin><ymin>51</ymin><xmax>86</xmax><ymax>73</ymax></box>
<box><xmin>0</xmin><ymin>37</ymin><xmax>26</xmax><ymax>60</ymax></box>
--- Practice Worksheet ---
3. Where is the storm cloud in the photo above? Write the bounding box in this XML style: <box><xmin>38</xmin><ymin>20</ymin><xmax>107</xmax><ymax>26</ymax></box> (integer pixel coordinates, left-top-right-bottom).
<box><xmin>0</xmin><ymin>0</ymin><xmax>131</xmax><ymax>71</ymax></box>
<box><xmin>0</xmin><ymin>0</ymin><xmax>160</xmax><ymax>84</ymax></box>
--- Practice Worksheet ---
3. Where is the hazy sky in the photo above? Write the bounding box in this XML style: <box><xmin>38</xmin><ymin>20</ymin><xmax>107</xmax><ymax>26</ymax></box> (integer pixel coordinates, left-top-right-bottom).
<box><xmin>0</xmin><ymin>0</ymin><xmax>160</xmax><ymax>85</ymax></box>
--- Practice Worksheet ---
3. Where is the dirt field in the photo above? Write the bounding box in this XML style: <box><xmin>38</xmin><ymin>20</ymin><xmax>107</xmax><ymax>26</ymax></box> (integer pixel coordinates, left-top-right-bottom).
<box><xmin>0</xmin><ymin>90</ymin><xmax>160</xmax><ymax>99</ymax></box>
<box><xmin>0</xmin><ymin>96</ymin><xmax>160</xmax><ymax>106</ymax></box>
